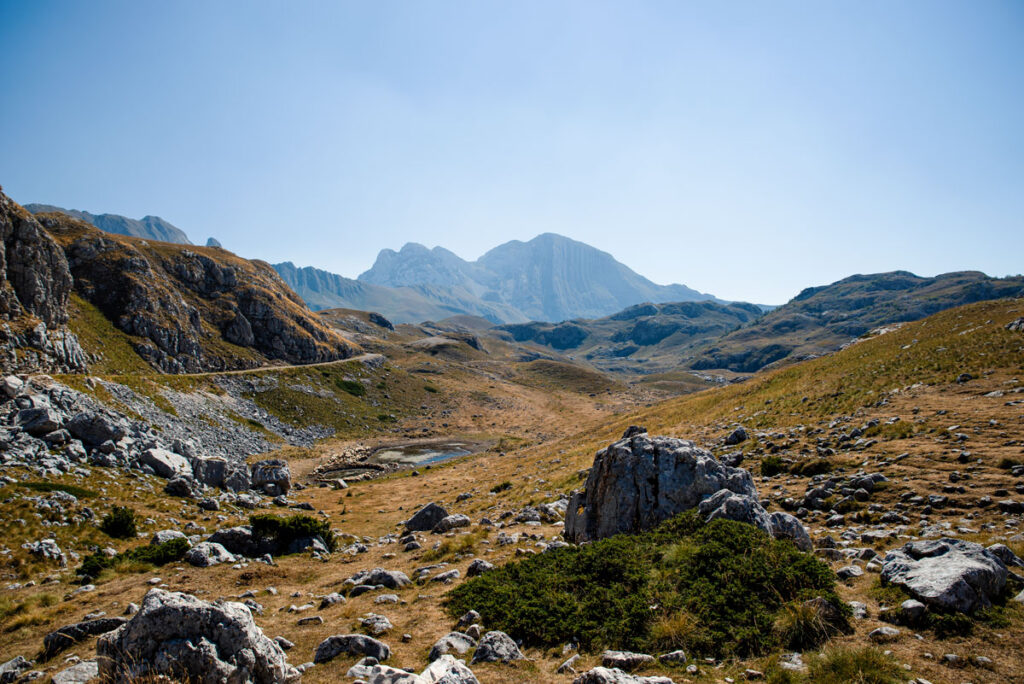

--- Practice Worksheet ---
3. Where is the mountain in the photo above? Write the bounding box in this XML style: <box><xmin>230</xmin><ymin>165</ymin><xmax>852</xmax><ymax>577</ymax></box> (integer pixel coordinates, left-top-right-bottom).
<box><xmin>273</xmin><ymin>262</ymin><xmax>526</xmax><ymax>324</ymax></box>
<box><xmin>21</xmin><ymin>201</ymin><xmax>357</xmax><ymax>374</ymax></box>
<box><xmin>494</xmin><ymin>299</ymin><xmax>764</xmax><ymax>378</ymax></box>
<box><xmin>24</xmin><ymin>203</ymin><xmax>192</xmax><ymax>244</ymax></box>
<box><xmin>689</xmin><ymin>270</ymin><xmax>1024</xmax><ymax>373</ymax></box>
<box><xmin>357</xmin><ymin>233</ymin><xmax>717</xmax><ymax>323</ymax></box>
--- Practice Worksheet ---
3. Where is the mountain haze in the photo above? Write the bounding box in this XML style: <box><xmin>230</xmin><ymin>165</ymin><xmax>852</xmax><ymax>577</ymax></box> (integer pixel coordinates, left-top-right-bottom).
<box><xmin>356</xmin><ymin>232</ymin><xmax>717</xmax><ymax>323</ymax></box>
<box><xmin>25</xmin><ymin>204</ymin><xmax>192</xmax><ymax>244</ymax></box>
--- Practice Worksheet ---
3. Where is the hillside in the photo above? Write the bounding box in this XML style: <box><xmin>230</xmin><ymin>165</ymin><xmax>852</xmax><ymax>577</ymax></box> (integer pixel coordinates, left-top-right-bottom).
<box><xmin>25</xmin><ymin>204</ymin><xmax>357</xmax><ymax>374</ymax></box>
<box><xmin>25</xmin><ymin>203</ymin><xmax>192</xmax><ymax>244</ymax></box>
<box><xmin>690</xmin><ymin>270</ymin><xmax>1024</xmax><ymax>373</ymax></box>
<box><xmin>495</xmin><ymin>299</ymin><xmax>764</xmax><ymax>378</ymax></box>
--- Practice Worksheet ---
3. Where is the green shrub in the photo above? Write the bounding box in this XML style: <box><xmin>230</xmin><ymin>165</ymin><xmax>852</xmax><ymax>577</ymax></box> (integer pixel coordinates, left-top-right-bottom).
<box><xmin>447</xmin><ymin>512</ymin><xmax>840</xmax><ymax>658</ymax></box>
<box><xmin>20</xmin><ymin>482</ymin><xmax>97</xmax><ymax>498</ymax></box>
<box><xmin>761</xmin><ymin>455</ymin><xmax>787</xmax><ymax>476</ymax></box>
<box><xmin>998</xmin><ymin>457</ymin><xmax>1023</xmax><ymax>469</ymax></box>
<box><xmin>807</xmin><ymin>646</ymin><xmax>903</xmax><ymax>684</ymax></box>
<box><xmin>490</xmin><ymin>481</ymin><xmax>513</xmax><ymax>493</ymax></box>
<box><xmin>424</xmin><ymin>385</ymin><xmax>439</xmax><ymax>393</ymax></box>
<box><xmin>77</xmin><ymin>537</ymin><xmax>190</xmax><ymax>580</ymax></box>
<box><xmin>250</xmin><ymin>514</ymin><xmax>337</xmax><ymax>554</ymax></box>
<box><xmin>100</xmin><ymin>506</ymin><xmax>138</xmax><ymax>539</ymax></box>
<box><xmin>335</xmin><ymin>378</ymin><xmax>366</xmax><ymax>397</ymax></box>
<box><xmin>790</xmin><ymin>459</ymin><xmax>833</xmax><ymax>476</ymax></box>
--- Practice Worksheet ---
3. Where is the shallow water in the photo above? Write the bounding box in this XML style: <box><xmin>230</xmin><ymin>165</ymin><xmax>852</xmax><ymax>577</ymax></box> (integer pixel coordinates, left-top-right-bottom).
<box><xmin>324</xmin><ymin>441</ymin><xmax>474</xmax><ymax>480</ymax></box>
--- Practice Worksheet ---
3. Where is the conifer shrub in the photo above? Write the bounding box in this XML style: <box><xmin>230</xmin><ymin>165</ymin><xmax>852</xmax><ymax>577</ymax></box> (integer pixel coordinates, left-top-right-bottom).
<box><xmin>249</xmin><ymin>513</ymin><xmax>337</xmax><ymax>553</ymax></box>
<box><xmin>99</xmin><ymin>506</ymin><xmax>138</xmax><ymax>539</ymax></box>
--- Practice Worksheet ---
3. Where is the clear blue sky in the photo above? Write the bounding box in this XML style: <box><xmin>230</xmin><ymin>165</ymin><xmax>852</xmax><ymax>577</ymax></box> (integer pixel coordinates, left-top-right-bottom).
<box><xmin>1</xmin><ymin>1</ymin><xmax>1021</xmax><ymax>304</ymax></box>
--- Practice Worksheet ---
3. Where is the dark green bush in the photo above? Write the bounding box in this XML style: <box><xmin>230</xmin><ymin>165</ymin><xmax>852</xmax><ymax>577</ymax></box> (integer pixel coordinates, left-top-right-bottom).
<box><xmin>250</xmin><ymin>514</ymin><xmax>337</xmax><ymax>554</ymax></box>
<box><xmin>335</xmin><ymin>378</ymin><xmax>366</xmax><ymax>396</ymax></box>
<box><xmin>100</xmin><ymin>506</ymin><xmax>138</xmax><ymax>539</ymax></box>
<box><xmin>790</xmin><ymin>459</ymin><xmax>833</xmax><ymax>476</ymax></box>
<box><xmin>761</xmin><ymin>455</ymin><xmax>787</xmax><ymax>476</ymax></box>
<box><xmin>21</xmin><ymin>482</ymin><xmax>97</xmax><ymax>498</ymax></box>
<box><xmin>423</xmin><ymin>385</ymin><xmax>439</xmax><ymax>393</ymax></box>
<box><xmin>490</xmin><ymin>481</ymin><xmax>513</xmax><ymax>493</ymax></box>
<box><xmin>77</xmin><ymin>537</ymin><xmax>190</xmax><ymax>580</ymax></box>
<box><xmin>447</xmin><ymin>511</ymin><xmax>840</xmax><ymax>658</ymax></box>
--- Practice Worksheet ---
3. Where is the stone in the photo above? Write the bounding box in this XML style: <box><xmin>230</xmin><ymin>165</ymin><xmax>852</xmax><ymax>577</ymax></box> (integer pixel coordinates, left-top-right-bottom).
<box><xmin>360</xmin><ymin>613</ymin><xmax>394</xmax><ymax>636</ymax></box>
<box><xmin>725</xmin><ymin>426</ymin><xmax>748</xmax><ymax>445</ymax></box>
<box><xmin>319</xmin><ymin>593</ymin><xmax>346</xmax><ymax>609</ymax></box>
<box><xmin>658</xmin><ymin>650</ymin><xmax>687</xmax><ymax>664</ymax></box>
<box><xmin>0</xmin><ymin>656</ymin><xmax>32</xmax><ymax>684</ymax></box>
<box><xmin>572</xmin><ymin>668</ymin><xmax>673</xmax><ymax>684</ymax></box>
<box><xmin>347</xmin><ymin>567</ymin><xmax>412</xmax><ymax>590</ymax></box>
<box><xmin>433</xmin><ymin>514</ymin><xmax>471</xmax><ymax>534</ymax></box>
<box><xmin>868</xmin><ymin>626</ymin><xmax>900</xmax><ymax>643</ymax></box>
<box><xmin>140</xmin><ymin>448</ymin><xmax>193</xmax><ymax>479</ymax></box>
<box><xmin>66</xmin><ymin>412</ymin><xmax>126</xmax><ymax>446</ymax></box>
<box><xmin>1</xmin><ymin>375</ymin><xmax>24</xmax><ymax>398</ymax></box>
<box><xmin>164</xmin><ymin>476</ymin><xmax>202</xmax><ymax>499</ymax></box>
<box><xmin>466</xmin><ymin>559</ymin><xmax>494</xmax><ymax>577</ymax></box>
<box><xmin>314</xmin><ymin>634</ymin><xmax>391</xmax><ymax>663</ymax></box>
<box><xmin>768</xmin><ymin>512</ymin><xmax>812</xmax><ymax>551</ymax></box>
<box><xmin>566</xmin><ymin>432</ymin><xmax>761</xmax><ymax>542</ymax></box>
<box><xmin>250</xmin><ymin>459</ymin><xmax>291</xmax><ymax>496</ymax></box>
<box><xmin>96</xmin><ymin>589</ymin><xmax>298</xmax><ymax>683</ymax></box>
<box><xmin>901</xmin><ymin>599</ymin><xmax>927</xmax><ymax>622</ymax></box>
<box><xmin>601</xmin><ymin>651</ymin><xmax>655</xmax><ymax>671</ymax></box>
<box><xmin>51</xmin><ymin>660</ymin><xmax>98</xmax><ymax>684</ymax></box>
<box><xmin>405</xmin><ymin>502</ymin><xmax>449</xmax><ymax>532</ymax></box>
<box><xmin>43</xmin><ymin>618</ymin><xmax>126</xmax><ymax>658</ymax></box>
<box><xmin>429</xmin><ymin>632</ymin><xmax>477</xmax><ymax>662</ymax></box>
<box><xmin>837</xmin><ymin>565</ymin><xmax>864</xmax><ymax>580</ymax></box>
<box><xmin>22</xmin><ymin>538</ymin><xmax>65</xmax><ymax>565</ymax></box>
<box><xmin>558</xmin><ymin>654</ymin><xmax>581</xmax><ymax>674</ymax></box>
<box><xmin>17</xmin><ymin>407</ymin><xmax>63</xmax><ymax>436</ymax></box>
<box><xmin>698</xmin><ymin>490</ymin><xmax>773</xmax><ymax>536</ymax></box>
<box><xmin>150</xmin><ymin>530</ymin><xmax>188</xmax><ymax>546</ymax></box>
<box><xmin>470</xmin><ymin>631</ymin><xmax>525</xmax><ymax>664</ymax></box>
<box><xmin>184</xmin><ymin>542</ymin><xmax>236</xmax><ymax>567</ymax></box>
<box><xmin>880</xmin><ymin>538</ymin><xmax>1007</xmax><ymax>613</ymax></box>
<box><xmin>455</xmin><ymin>611</ymin><xmax>481</xmax><ymax>629</ymax></box>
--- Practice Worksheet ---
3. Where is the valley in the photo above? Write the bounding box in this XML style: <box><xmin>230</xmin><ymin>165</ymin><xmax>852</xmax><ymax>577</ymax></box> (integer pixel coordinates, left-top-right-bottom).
<box><xmin>0</xmin><ymin>189</ymin><xmax>1021</xmax><ymax>684</ymax></box>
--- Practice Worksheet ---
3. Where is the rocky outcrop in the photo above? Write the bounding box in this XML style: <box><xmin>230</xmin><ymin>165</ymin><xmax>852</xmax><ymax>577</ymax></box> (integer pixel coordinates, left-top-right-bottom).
<box><xmin>97</xmin><ymin>588</ymin><xmax>299</xmax><ymax>683</ymax></box>
<box><xmin>881</xmin><ymin>538</ymin><xmax>1008</xmax><ymax>613</ymax></box>
<box><xmin>565</xmin><ymin>428</ymin><xmax>813</xmax><ymax>551</ymax></box>
<box><xmin>470</xmin><ymin>631</ymin><xmax>524</xmax><ymax>664</ymax></box>
<box><xmin>565</xmin><ymin>428</ymin><xmax>759</xmax><ymax>543</ymax></box>
<box><xmin>0</xmin><ymin>190</ymin><xmax>87</xmax><ymax>373</ymax></box>
<box><xmin>36</xmin><ymin>209</ymin><xmax>356</xmax><ymax>373</ymax></box>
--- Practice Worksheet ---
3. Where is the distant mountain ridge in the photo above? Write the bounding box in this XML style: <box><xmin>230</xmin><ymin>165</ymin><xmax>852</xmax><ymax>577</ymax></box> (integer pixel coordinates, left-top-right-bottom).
<box><xmin>689</xmin><ymin>270</ymin><xmax>1024</xmax><ymax>373</ymax></box>
<box><xmin>25</xmin><ymin>204</ymin><xmax>192</xmax><ymax>244</ymax></box>
<box><xmin>344</xmin><ymin>232</ymin><xmax>717</xmax><ymax>323</ymax></box>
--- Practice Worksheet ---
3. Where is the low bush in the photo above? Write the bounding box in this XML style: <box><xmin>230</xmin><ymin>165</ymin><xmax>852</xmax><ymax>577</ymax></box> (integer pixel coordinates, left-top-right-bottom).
<box><xmin>99</xmin><ymin>506</ymin><xmax>138</xmax><ymax>539</ymax></box>
<box><xmin>335</xmin><ymin>378</ymin><xmax>366</xmax><ymax>397</ymax></box>
<box><xmin>250</xmin><ymin>514</ymin><xmax>337</xmax><ymax>554</ymax></box>
<box><xmin>790</xmin><ymin>458</ymin><xmax>833</xmax><ymax>476</ymax></box>
<box><xmin>490</xmin><ymin>481</ymin><xmax>513</xmax><ymax>493</ymax></box>
<box><xmin>447</xmin><ymin>511</ymin><xmax>841</xmax><ymax>657</ymax></box>
<box><xmin>77</xmin><ymin>537</ymin><xmax>190</xmax><ymax>581</ymax></box>
<box><xmin>761</xmin><ymin>455</ymin><xmax>787</xmax><ymax>476</ymax></box>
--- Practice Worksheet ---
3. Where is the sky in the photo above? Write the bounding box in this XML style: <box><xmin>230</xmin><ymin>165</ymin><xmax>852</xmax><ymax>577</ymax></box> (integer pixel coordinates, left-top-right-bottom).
<box><xmin>0</xmin><ymin>1</ymin><xmax>1021</xmax><ymax>304</ymax></box>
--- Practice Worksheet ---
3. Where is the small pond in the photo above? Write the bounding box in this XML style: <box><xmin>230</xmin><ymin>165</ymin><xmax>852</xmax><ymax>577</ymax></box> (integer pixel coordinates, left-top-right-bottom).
<box><xmin>323</xmin><ymin>441</ymin><xmax>475</xmax><ymax>481</ymax></box>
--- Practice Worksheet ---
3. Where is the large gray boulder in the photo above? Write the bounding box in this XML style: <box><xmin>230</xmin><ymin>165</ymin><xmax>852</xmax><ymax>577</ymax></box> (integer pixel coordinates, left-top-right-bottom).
<box><xmin>405</xmin><ymin>502</ymin><xmax>448</xmax><ymax>532</ymax></box>
<box><xmin>51</xmin><ymin>660</ymin><xmax>98</xmax><ymax>684</ymax></box>
<box><xmin>66</xmin><ymin>412</ymin><xmax>126</xmax><ymax>446</ymax></box>
<box><xmin>140</xmin><ymin>447</ymin><xmax>193</xmax><ymax>479</ymax></box>
<box><xmin>565</xmin><ymin>429</ymin><xmax>760</xmax><ymax>542</ymax></box>
<box><xmin>881</xmin><ymin>538</ymin><xmax>1008</xmax><ymax>613</ymax></box>
<box><xmin>190</xmin><ymin>456</ymin><xmax>251</xmax><ymax>492</ymax></box>
<box><xmin>470</xmin><ymin>631</ymin><xmax>524</xmax><ymax>664</ymax></box>
<box><xmin>314</xmin><ymin>634</ymin><xmax>391</xmax><ymax>663</ymax></box>
<box><xmin>768</xmin><ymin>512</ymin><xmax>812</xmax><ymax>551</ymax></box>
<box><xmin>698</xmin><ymin>490</ymin><xmax>773</xmax><ymax>535</ymax></box>
<box><xmin>428</xmin><ymin>632</ymin><xmax>477</xmax><ymax>662</ymax></box>
<box><xmin>185</xmin><ymin>541</ymin><xmax>236</xmax><ymax>567</ymax></box>
<box><xmin>251</xmin><ymin>459</ymin><xmax>291</xmax><ymax>496</ymax></box>
<box><xmin>17</xmin><ymin>407</ymin><xmax>62</xmax><ymax>436</ymax></box>
<box><xmin>96</xmin><ymin>589</ymin><xmax>298</xmax><ymax>683</ymax></box>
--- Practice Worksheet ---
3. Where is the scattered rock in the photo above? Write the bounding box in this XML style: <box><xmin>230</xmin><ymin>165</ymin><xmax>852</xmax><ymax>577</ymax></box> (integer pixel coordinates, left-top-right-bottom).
<box><xmin>429</xmin><ymin>632</ymin><xmax>477</xmax><ymax>662</ymax></box>
<box><xmin>601</xmin><ymin>651</ymin><xmax>655</xmax><ymax>671</ymax></box>
<box><xmin>881</xmin><ymin>538</ymin><xmax>1007</xmax><ymax>613</ymax></box>
<box><xmin>470</xmin><ymin>631</ymin><xmax>525</xmax><ymax>664</ymax></box>
<box><xmin>405</xmin><ymin>502</ymin><xmax>449</xmax><ymax>532</ymax></box>
<box><xmin>184</xmin><ymin>542</ymin><xmax>236</xmax><ymax>568</ymax></box>
<box><xmin>314</xmin><ymin>634</ymin><xmax>391</xmax><ymax>663</ymax></box>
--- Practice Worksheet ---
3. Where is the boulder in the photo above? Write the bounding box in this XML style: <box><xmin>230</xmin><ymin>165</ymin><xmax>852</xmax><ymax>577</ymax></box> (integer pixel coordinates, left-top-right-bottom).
<box><xmin>725</xmin><ymin>426</ymin><xmax>748</xmax><ymax>445</ymax></box>
<box><xmin>150</xmin><ymin>530</ymin><xmax>188</xmax><ymax>546</ymax></box>
<box><xmin>314</xmin><ymin>634</ymin><xmax>391</xmax><ymax>663</ymax></box>
<box><xmin>428</xmin><ymin>632</ymin><xmax>477</xmax><ymax>662</ymax></box>
<box><xmin>190</xmin><ymin>457</ymin><xmax>251</xmax><ymax>492</ymax></box>
<box><xmin>420</xmin><ymin>655</ymin><xmax>479</xmax><ymax>684</ymax></box>
<box><xmin>405</xmin><ymin>502</ymin><xmax>449</xmax><ymax>532</ymax></box>
<box><xmin>250</xmin><ymin>459</ymin><xmax>291</xmax><ymax>496</ymax></box>
<box><xmin>881</xmin><ymin>538</ymin><xmax>1007</xmax><ymax>613</ymax></box>
<box><xmin>17</xmin><ymin>407</ymin><xmax>62</xmax><ymax>436</ymax></box>
<box><xmin>96</xmin><ymin>589</ymin><xmax>298</xmax><ymax>683</ymax></box>
<box><xmin>565</xmin><ymin>430</ymin><xmax>759</xmax><ymax>542</ymax></box>
<box><xmin>347</xmin><ymin>567</ymin><xmax>412</xmax><ymax>590</ymax></box>
<box><xmin>140</xmin><ymin>448</ymin><xmax>193</xmax><ymax>479</ymax></box>
<box><xmin>768</xmin><ymin>511</ymin><xmax>812</xmax><ymax>551</ymax></box>
<box><xmin>209</xmin><ymin>526</ymin><xmax>275</xmax><ymax>558</ymax></box>
<box><xmin>601</xmin><ymin>651</ymin><xmax>655</xmax><ymax>671</ymax></box>
<box><xmin>1</xmin><ymin>375</ymin><xmax>24</xmax><ymax>398</ymax></box>
<box><xmin>433</xmin><ymin>514</ymin><xmax>471</xmax><ymax>533</ymax></box>
<box><xmin>573</xmin><ymin>668</ymin><xmax>674</xmax><ymax>684</ymax></box>
<box><xmin>22</xmin><ymin>538</ymin><xmax>65</xmax><ymax>565</ymax></box>
<box><xmin>164</xmin><ymin>476</ymin><xmax>203</xmax><ymax>498</ymax></box>
<box><xmin>470</xmin><ymin>631</ymin><xmax>524</xmax><ymax>664</ymax></box>
<box><xmin>0</xmin><ymin>656</ymin><xmax>32</xmax><ymax>684</ymax></box>
<box><xmin>697</xmin><ymin>490</ymin><xmax>773</xmax><ymax>536</ymax></box>
<box><xmin>184</xmin><ymin>542</ymin><xmax>236</xmax><ymax>567</ymax></box>
<box><xmin>51</xmin><ymin>659</ymin><xmax>98</xmax><ymax>684</ymax></box>
<box><xmin>66</xmin><ymin>412</ymin><xmax>126</xmax><ymax>446</ymax></box>
<box><xmin>43</xmin><ymin>617</ymin><xmax>126</xmax><ymax>658</ymax></box>
<box><xmin>466</xmin><ymin>559</ymin><xmax>494</xmax><ymax>577</ymax></box>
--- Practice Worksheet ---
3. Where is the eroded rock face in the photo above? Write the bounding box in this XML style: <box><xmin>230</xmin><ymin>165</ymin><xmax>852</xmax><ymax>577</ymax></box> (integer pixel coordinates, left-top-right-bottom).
<box><xmin>565</xmin><ymin>429</ymin><xmax>759</xmax><ymax>542</ymax></box>
<box><xmin>97</xmin><ymin>589</ymin><xmax>298</xmax><ymax>684</ymax></box>
<box><xmin>881</xmin><ymin>538</ymin><xmax>1008</xmax><ymax>613</ymax></box>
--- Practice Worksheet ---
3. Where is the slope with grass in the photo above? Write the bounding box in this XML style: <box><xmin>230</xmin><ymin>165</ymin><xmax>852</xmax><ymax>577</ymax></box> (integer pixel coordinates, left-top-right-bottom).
<box><xmin>691</xmin><ymin>270</ymin><xmax>1024</xmax><ymax>373</ymax></box>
